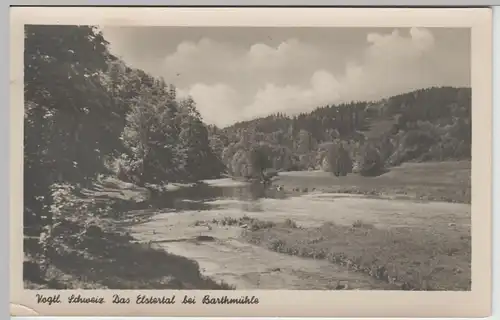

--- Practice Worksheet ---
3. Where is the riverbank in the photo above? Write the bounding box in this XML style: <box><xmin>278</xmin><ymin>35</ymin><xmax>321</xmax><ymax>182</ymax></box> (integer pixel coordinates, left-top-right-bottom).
<box><xmin>129</xmin><ymin>189</ymin><xmax>470</xmax><ymax>290</ymax></box>
<box><xmin>24</xmin><ymin>232</ymin><xmax>234</xmax><ymax>290</ymax></box>
<box><xmin>130</xmin><ymin>214</ymin><xmax>399</xmax><ymax>290</ymax></box>
<box><xmin>24</xmin><ymin>229</ymin><xmax>234</xmax><ymax>290</ymax></box>
<box><xmin>241</xmin><ymin>217</ymin><xmax>471</xmax><ymax>291</ymax></box>
<box><xmin>23</xmin><ymin>160</ymin><xmax>471</xmax><ymax>290</ymax></box>
<box><xmin>23</xmin><ymin>179</ymin><xmax>234</xmax><ymax>290</ymax></box>
<box><xmin>274</xmin><ymin>161</ymin><xmax>471</xmax><ymax>204</ymax></box>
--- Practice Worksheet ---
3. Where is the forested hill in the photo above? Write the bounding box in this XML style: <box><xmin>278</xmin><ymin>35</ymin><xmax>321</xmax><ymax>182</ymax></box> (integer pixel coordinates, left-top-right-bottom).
<box><xmin>208</xmin><ymin>86</ymin><xmax>471</xmax><ymax>177</ymax></box>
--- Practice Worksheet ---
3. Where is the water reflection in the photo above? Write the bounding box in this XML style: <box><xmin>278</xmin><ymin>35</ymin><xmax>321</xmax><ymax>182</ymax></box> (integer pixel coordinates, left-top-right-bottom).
<box><xmin>146</xmin><ymin>181</ymin><xmax>287</xmax><ymax>213</ymax></box>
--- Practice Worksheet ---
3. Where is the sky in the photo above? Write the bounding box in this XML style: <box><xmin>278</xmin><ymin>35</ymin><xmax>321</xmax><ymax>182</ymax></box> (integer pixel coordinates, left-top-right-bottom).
<box><xmin>100</xmin><ymin>27</ymin><xmax>470</xmax><ymax>128</ymax></box>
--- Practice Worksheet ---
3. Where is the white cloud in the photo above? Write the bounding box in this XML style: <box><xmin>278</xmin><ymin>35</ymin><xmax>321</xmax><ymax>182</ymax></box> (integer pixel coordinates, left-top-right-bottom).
<box><xmin>364</xmin><ymin>27</ymin><xmax>435</xmax><ymax>69</ymax></box>
<box><xmin>247</xmin><ymin>38</ymin><xmax>322</xmax><ymax>72</ymax></box>
<box><xmin>179</xmin><ymin>27</ymin><xmax>456</xmax><ymax>127</ymax></box>
<box><xmin>243</xmin><ymin>70</ymin><xmax>341</xmax><ymax>119</ymax></box>
<box><xmin>162</xmin><ymin>37</ymin><xmax>329</xmax><ymax>89</ymax></box>
<box><xmin>163</xmin><ymin>38</ymin><xmax>244</xmax><ymax>86</ymax></box>
<box><xmin>178</xmin><ymin>83</ymin><xmax>241</xmax><ymax>126</ymax></box>
<box><xmin>351</xmin><ymin>27</ymin><xmax>440</xmax><ymax>99</ymax></box>
<box><xmin>103</xmin><ymin>27</ymin><xmax>469</xmax><ymax>127</ymax></box>
<box><xmin>181</xmin><ymin>70</ymin><xmax>343</xmax><ymax>127</ymax></box>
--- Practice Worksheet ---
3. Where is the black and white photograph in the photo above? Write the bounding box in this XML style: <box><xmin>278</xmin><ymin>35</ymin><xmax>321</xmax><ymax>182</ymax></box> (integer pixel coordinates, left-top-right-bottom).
<box><xmin>11</xmin><ymin>6</ymin><xmax>492</xmax><ymax>318</ymax></box>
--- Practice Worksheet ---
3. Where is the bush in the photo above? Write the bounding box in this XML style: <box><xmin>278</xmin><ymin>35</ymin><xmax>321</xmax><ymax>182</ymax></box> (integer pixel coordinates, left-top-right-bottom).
<box><xmin>358</xmin><ymin>143</ymin><xmax>385</xmax><ymax>176</ymax></box>
<box><xmin>115</xmin><ymin>154</ymin><xmax>142</xmax><ymax>183</ymax></box>
<box><xmin>322</xmin><ymin>141</ymin><xmax>353</xmax><ymax>176</ymax></box>
<box><xmin>26</xmin><ymin>182</ymin><xmax>116</xmax><ymax>278</ymax></box>
<box><xmin>249</xmin><ymin>220</ymin><xmax>276</xmax><ymax>231</ymax></box>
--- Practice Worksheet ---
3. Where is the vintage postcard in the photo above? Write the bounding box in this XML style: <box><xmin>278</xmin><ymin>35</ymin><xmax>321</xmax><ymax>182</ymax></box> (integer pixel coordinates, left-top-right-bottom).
<box><xmin>10</xmin><ymin>6</ymin><xmax>492</xmax><ymax>317</ymax></box>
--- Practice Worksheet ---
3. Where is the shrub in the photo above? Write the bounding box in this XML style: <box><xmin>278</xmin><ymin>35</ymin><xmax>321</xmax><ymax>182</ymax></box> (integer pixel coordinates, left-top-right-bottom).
<box><xmin>27</xmin><ymin>182</ymin><xmax>115</xmax><ymax>278</ymax></box>
<box><xmin>249</xmin><ymin>220</ymin><xmax>276</xmax><ymax>231</ymax></box>
<box><xmin>321</xmin><ymin>141</ymin><xmax>353</xmax><ymax>176</ymax></box>
<box><xmin>358</xmin><ymin>142</ymin><xmax>384</xmax><ymax>176</ymax></box>
<box><xmin>283</xmin><ymin>218</ymin><xmax>298</xmax><ymax>228</ymax></box>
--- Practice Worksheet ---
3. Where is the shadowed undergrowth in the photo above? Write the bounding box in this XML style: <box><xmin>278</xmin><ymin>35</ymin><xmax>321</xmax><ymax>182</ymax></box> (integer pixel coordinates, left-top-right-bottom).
<box><xmin>24</xmin><ymin>182</ymin><xmax>234</xmax><ymax>290</ymax></box>
<box><xmin>24</xmin><ymin>222</ymin><xmax>234</xmax><ymax>290</ymax></box>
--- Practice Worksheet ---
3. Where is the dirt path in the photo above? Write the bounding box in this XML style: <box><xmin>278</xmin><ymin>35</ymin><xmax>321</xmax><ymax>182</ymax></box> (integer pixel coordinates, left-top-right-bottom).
<box><xmin>128</xmin><ymin>193</ymin><xmax>470</xmax><ymax>290</ymax></box>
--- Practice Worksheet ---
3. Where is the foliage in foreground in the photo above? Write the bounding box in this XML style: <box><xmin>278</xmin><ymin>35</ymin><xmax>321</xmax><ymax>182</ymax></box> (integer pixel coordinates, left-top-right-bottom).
<box><xmin>23</xmin><ymin>25</ymin><xmax>225</xmax><ymax>281</ymax></box>
<box><xmin>24</xmin><ymin>182</ymin><xmax>234</xmax><ymax>290</ymax></box>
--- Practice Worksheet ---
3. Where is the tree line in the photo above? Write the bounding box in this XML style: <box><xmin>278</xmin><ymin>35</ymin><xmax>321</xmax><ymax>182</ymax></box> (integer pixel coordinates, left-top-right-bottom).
<box><xmin>209</xmin><ymin>86</ymin><xmax>471</xmax><ymax>178</ymax></box>
<box><xmin>24</xmin><ymin>25</ymin><xmax>224</xmax><ymax>240</ymax></box>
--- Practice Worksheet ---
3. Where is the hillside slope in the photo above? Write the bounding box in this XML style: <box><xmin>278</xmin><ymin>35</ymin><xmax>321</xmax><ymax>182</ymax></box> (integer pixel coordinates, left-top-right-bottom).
<box><xmin>208</xmin><ymin>86</ymin><xmax>471</xmax><ymax>177</ymax></box>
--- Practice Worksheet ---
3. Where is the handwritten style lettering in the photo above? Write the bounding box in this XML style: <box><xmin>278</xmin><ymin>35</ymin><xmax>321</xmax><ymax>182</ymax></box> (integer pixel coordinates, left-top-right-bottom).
<box><xmin>202</xmin><ymin>295</ymin><xmax>259</xmax><ymax>304</ymax></box>
<box><xmin>181</xmin><ymin>295</ymin><xmax>196</xmax><ymax>304</ymax></box>
<box><xmin>136</xmin><ymin>294</ymin><xmax>176</xmax><ymax>304</ymax></box>
<box><xmin>35</xmin><ymin>294</ymin><xmax>61</xmax><ymax>305</ymax></box>
<box><xmin>112</xmin><ymin>294</ymin><xmax>131</xmax><ymax>304</ymax></box>
<box><xmin>67</xmin><ymin>294</ymin><xmax>105</xmax><ymax>304</ymax></box>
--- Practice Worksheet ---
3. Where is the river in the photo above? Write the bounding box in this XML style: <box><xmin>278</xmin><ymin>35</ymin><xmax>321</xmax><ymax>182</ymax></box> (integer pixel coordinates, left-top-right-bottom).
<box><xmin>127</xmin><ymin>177</ymin><xmax>471</xmax><ymax>290</ymax></box>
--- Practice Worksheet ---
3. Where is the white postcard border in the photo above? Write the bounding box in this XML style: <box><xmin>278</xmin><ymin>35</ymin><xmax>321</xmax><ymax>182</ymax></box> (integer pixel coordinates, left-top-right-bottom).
<box><xmin>10</xmin><ymin>7</ymin><xmax>493</xmax><ymax>317</ymax></box>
